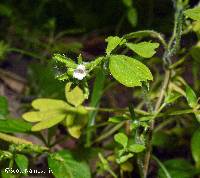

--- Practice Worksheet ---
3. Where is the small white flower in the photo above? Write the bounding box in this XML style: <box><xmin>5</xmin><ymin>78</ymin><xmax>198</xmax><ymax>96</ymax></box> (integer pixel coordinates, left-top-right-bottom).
<box><xmin>73</xmin><ymin>64</ymin><xmax>87</xmax><ymax>80</ymax></box>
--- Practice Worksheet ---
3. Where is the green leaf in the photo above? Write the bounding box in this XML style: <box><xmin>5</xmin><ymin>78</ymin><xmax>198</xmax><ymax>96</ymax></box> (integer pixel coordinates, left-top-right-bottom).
<box><xmin>85</xmin><ymin>57</ymin><xmax>104</xmax><ymax>71</ymax></box>
<box><xmin>152</xmin><ymin>132</ymin><xmax>174</xmax><ymax>148</ymax></box>
<box><xmin>128</xmin><ymin>144</ymin><xmax>145</xmax><ymax>153</ymax></box>
<box><xmin>116</xmin><ymin>153</ymin><xmax>133</xmax><ymax>164</ymax></box>
<box><xmin>120</xmin><ymin>161</ymin><xmax>133</xmax><ymax>172</ymax></box>
<box><xmin>109</xmin><ymin>55</ymin><xmax>153</xmax><ymax>87</ymax></box>
<box><xmin>0</xmin><ymin>96</ymin><xmax>8</xmax><ymax>116</ymax></box>
<box><xmin>127</xmin><ymin>8</ymin><xmax>137</xmax><ymax>27</ymax></box>
<box><xmin>65</xmin><ymin>83</ymin><xmax>85</xmax><ymax>107</ymax></box>
<box><xmin>23</xmin><ymin>110</ymin><xmax>65</xmax><ymax>122</ymax></box>
<box><xmin>31</xmin><ymin>114</ymin><xmax>66</xmax><ymax>131</ymax></box>
<box><xmin>158</xmin><ymin>159</ymin><xmax>196</xmax><ymax>178</ymax></box>
<box><xmin>31</xmin><ymin>98</ymin><xmax>70</xmax><ymax>111</ymax></box>
<box><xmin>105</xmin><ymin>36</ymin><xmax>126</xmax><ymax>55</ymax></box>
<box><xmin>122</xmin><ymin>0</ymin><xmax>132</xmax><ymax>7</ymax></box>
<box><xmin>28</xmin><ymin>63</ymin><xmax>65</xmax><ymax>98</ymax></box>
<box><xmin>15</xmin><ymin>154</ymin><xmax>28</xmax><ymax>175</ymax></box>
<box><xmin>108</xmin><ymin>116</ymin><xmax>126</xmax><ymax>123</ymax></box>
<box><xmin>114</xmin><ymin>132</ymin><xmax>128</xmax><ymax>148</ymax></box>
<box><xmin>53</xmin><ymin>54</ymin><xmax>77</xmax><ymax>68</ymax></box>
<box><xmin>1</xmin><ymin>172</ymin><xmax>15</xmax><ymax>178</ymax></box>
<box><xmin>126</xmin><ymin>42</ymin><xmax>159</xmax><ymax>58</ymax></box>
<box><xmin>191</xmin><ymin>128</ymin><xmax>200</xmax><ymax>168</ymax></box>
<box><xmin>185</xmin><ymin>85</ymin><xmax>198</xmax><ymax>108</ymax></box>
<box><xmin>184</xmin><ymin>7</ymin><xmax>200</xmax><ymax>21</ymax></box>
<box><xmin>65</xmin><ymin>114</ymin><xmax>87</xmax><ymax>139</ymax></box>
<box><xmin>0</xmin><ymin>119</ymin><xmax>31</xmax><ymax>133</ymax></box>
<box><xmin>164</xmin><ymin>92</ymin><xmax>182</xmax><ymax>104</ymax></box>
<box><xmin>48</xmin><ymin>150</ymin><xmax>91</xmax><ymax>178</ymax></box>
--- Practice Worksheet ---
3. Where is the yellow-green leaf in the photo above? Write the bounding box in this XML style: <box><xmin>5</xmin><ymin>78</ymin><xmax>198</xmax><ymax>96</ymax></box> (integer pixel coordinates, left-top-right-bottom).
<box><xmin>114</xmin><ymin>132</ymin><xmax>128</xmax><ymax>148</ymax></box>
<box><xmin>23</xmin><ymin>110</ymin><xmax>64</xmax><ymax>122</ymax></box>
<box><xmin>65</xmin><ymin>83</ymin><xmax>85</xmax><ymax>107</ymax></box>
<box><xmin>32</xmin><ymin>98</ymin><xmax>70</xmax><ymax>111</ymax></box>
<box><xmin>68</xmin><ymin>125</ymin><xmax>82</xmax><ymax>139</ymax></box>
<box><xmin>105</xmin><ymin>36</ymin><xmax>126</xmax><ymax>55</ymax></box>
<box><xmin>109</xmin><ymin>55</ymin><xmax>153</xmax><ymax>87</ymax></box>
<box><xmin>31</xmin><ymin>114</ymin><xmax>66</xmax><ymax>131</ymax></box>
<box><xmin>184</xmin><ymin>7</ymin><xmax>200</xmax><ymax>21</ymax></box>
<box><xmin>126</xmin><ymin>42</ymin><xmax>159</xmax><ymax>58</ymax></box>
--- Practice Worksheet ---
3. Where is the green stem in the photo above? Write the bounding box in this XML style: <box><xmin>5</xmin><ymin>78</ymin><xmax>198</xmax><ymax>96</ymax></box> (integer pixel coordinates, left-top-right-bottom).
<box><xmin>152</xmin><ymin>155</ymin><xmax>172</xmax><ymax>178</ymax></box>
<box><xmin>123</xmin><ymin>30</ymin><xmax>167</xmax><ymax>49</ymax></box>
<box><xmin>8</xmin><ymin>48</ymin><xmax>44</xmax><ymax>60</ymax></box>
<box><xmin>9</xmin><ymin>159</ymin><xmax>14</xmax><ymax>169</ymax></box>
<box><xmin>93</xmin><ymin>121</ymin><xmax>125</xmax><ymax>144</ymax></box>
<box><xmin>85</xmin><ymin>106</ymin><xmax>149</xmax><ymax>115</ymax></box>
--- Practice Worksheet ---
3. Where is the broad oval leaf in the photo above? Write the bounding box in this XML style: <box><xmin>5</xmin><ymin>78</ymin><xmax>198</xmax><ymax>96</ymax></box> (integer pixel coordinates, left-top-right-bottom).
<box><xmin>128</xmin><ymin>144</ymin><xmax>145</xmax><ymax>153</ymax></box>
<box><xmin>32</xmin><ymin>99</ymin><xmax>70</xmax><ymax>111</ymax></box>
<box><xmin>114</xmin><ymin>132</ymin><xmax>128</xmax><ymax>148</ymax></box>
<box><xmin>15</xmin><ymin>154</ymin><xmax>29</xmax><ymax>175</ymax></box>
<box><xmin>48</xmin><ymin>150</ymin><xmax>91</xmax><ymax>178</ymax></box>
<box><xmin>191</xmin><ymin>128</ymin><xmax>200</xmax><ymax>168</ymax></box>
<box><xmin>65</xmin><ymin>83</ymin><xmax>85</xmax><ymax>107</ymax></box>
<box><xmin>185</xmin><ymin>85</ymin><xmax>198</xmax><ymax>108</ymax></box>
<box><xmin>126</xmin><ymin>42</ymin><xmax>159</xmax><ymax>58</ymax></box>
<box><xmin>31</xmin><ymin>114</ymin><xmax>66</xmax><ymax>131</ymax></box>
<box><xmin>23</xmin><ymin>110</ymin><xmax>64</xmax><ymax>123</ymax></box>
<box><xmin>184</xmin><ymin>7</ymin><xmax>200</xmax><ymax>21</ymax></box>
<box><xmin>105</xmin><ymin>36</ymin><xmax>126</xmax><ymax>55</ymax></box>
<box><xmin>109</xmin><ymin>55</ymin><xmax>153</xmax><ymax>87</ymax></box>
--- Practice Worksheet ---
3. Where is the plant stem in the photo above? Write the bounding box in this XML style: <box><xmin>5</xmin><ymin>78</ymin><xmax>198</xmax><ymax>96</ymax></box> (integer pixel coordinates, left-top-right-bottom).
<box><xmin>8</xmin><ymin>48</ymin><xmax>44</xmax><ymax>60</ymax></box>
<box><xmin>93</xmin><ymin>121</ymin><xmax>125</xmax><ymax>144</ymax></box>
<box><xmin>143</xmin><ymin>70</ymin><xmax>171</xmax><ymax>178</ymax></box>
<box><xmin>143</xmin><ymin>2</ymin><xmax>184</xmax><ymax>176</ymax></box>
<box><xmin>152</xmin><ymin>155</ymin><xmax>172</xmax><ymax>178</ymax></box>
<box><xmin>85</xmin><ymin>106</ymin><xmax>149</xmax><ymax>115</ymax></box>
<box><xmin>123</xmin><ymin>30</ymin><xmax>167</xmax><ymax>49</ymax></box>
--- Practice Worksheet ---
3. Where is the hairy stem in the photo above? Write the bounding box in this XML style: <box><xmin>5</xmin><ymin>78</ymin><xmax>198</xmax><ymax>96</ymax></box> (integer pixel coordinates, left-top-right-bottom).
<box><xmin>143</xmin><ymin>3</ymin><xmax>184</xmax><ymax>177</ymax></box>
<box><xmin>143</xmin><ymin>70</ymin><xmax>171</xmax><ymax>178</ymax></box>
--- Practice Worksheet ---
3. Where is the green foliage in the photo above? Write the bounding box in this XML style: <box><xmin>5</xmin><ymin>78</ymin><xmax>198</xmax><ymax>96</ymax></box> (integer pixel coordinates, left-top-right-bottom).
<box><xmin>15</xmin><ymin>154</ymin><xmax>29</xmax><ymax>175</ymax></box>
<box><xmin>1</xmin><ymin>1</ymin><xmax>200</xmax><ymax>177</ymax></box>
<box><xmin>122</xmin><ymin>0</ymin><xmax>132</xmax><ymax>7</ymax></box>
<box><xmin>114</xmin><ymin>132</ymin><xmax>128</xmax><ymax>148</ymax></box>
<box><xmin>31</xmin><ymin>114</ymin><xmax>66</xmax><ymax>132</ymax></box>
<box><xmin>0</xmin><ymin>41</ymin><xmax>9</xmax><ymax>60</ymax></box>
<box><xmin>127</xmin><ymin>8</ymin><xmax>138</xmax><ymax>27</ymax></box>
<box><xmin>191</xmin><ymin>128</ymin><xmax>200</xmax><ymax>168</ymax></box>
<box><xmin>185</xmin><ymin>85</ymin><xmax>198</xmax><ymax>108</ymax></box>
<box><xmin>48</xmin><ymin>150</ymin><xmax>91</xmax><ymax>178</ymax></box>
<box><xmin>184</xmin><ymin>7</ymin><xmax>200</xmax><ymax>21</ymax></box>
<box><xmin>105</xmin><ymin>36</ymin><xmax>126</xmax><ymax>55</ymax></box>
<box><xmin>114</xmin><ymin>132</ymin><xmax>145</xmax><ymax>164</ymax></box>
<box><xmin>53</xmin><ymin>54</ymin><xmax>77</xmax><ymax>69</ymax></box>
<box><xmin>0</xmin><ymin>119</ymin><xmax>31</xmax><ymax>133</ymax></box>
<box><xmin>126</xmin><ymin>42</ymin><xmax>159</xmax><ymax>58</ymax></box>
<box><xmin>0</xmin><ymin>96</ymin><xmax>8</xmax><ymax>116</ymax></box>
<box><xmin>109</xmin><ymin>55</ymin><xmax>153</xmax><ymax>87</ymax></box>
<box><xmin>65</xmin><ymin>82</ymin><xmax>85</xmax><ymax>107</ymax></box>
<box><xmin>158</xmin><ymin>159</ymin><xmax>196</xmax><ymax>178</ymax></box>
